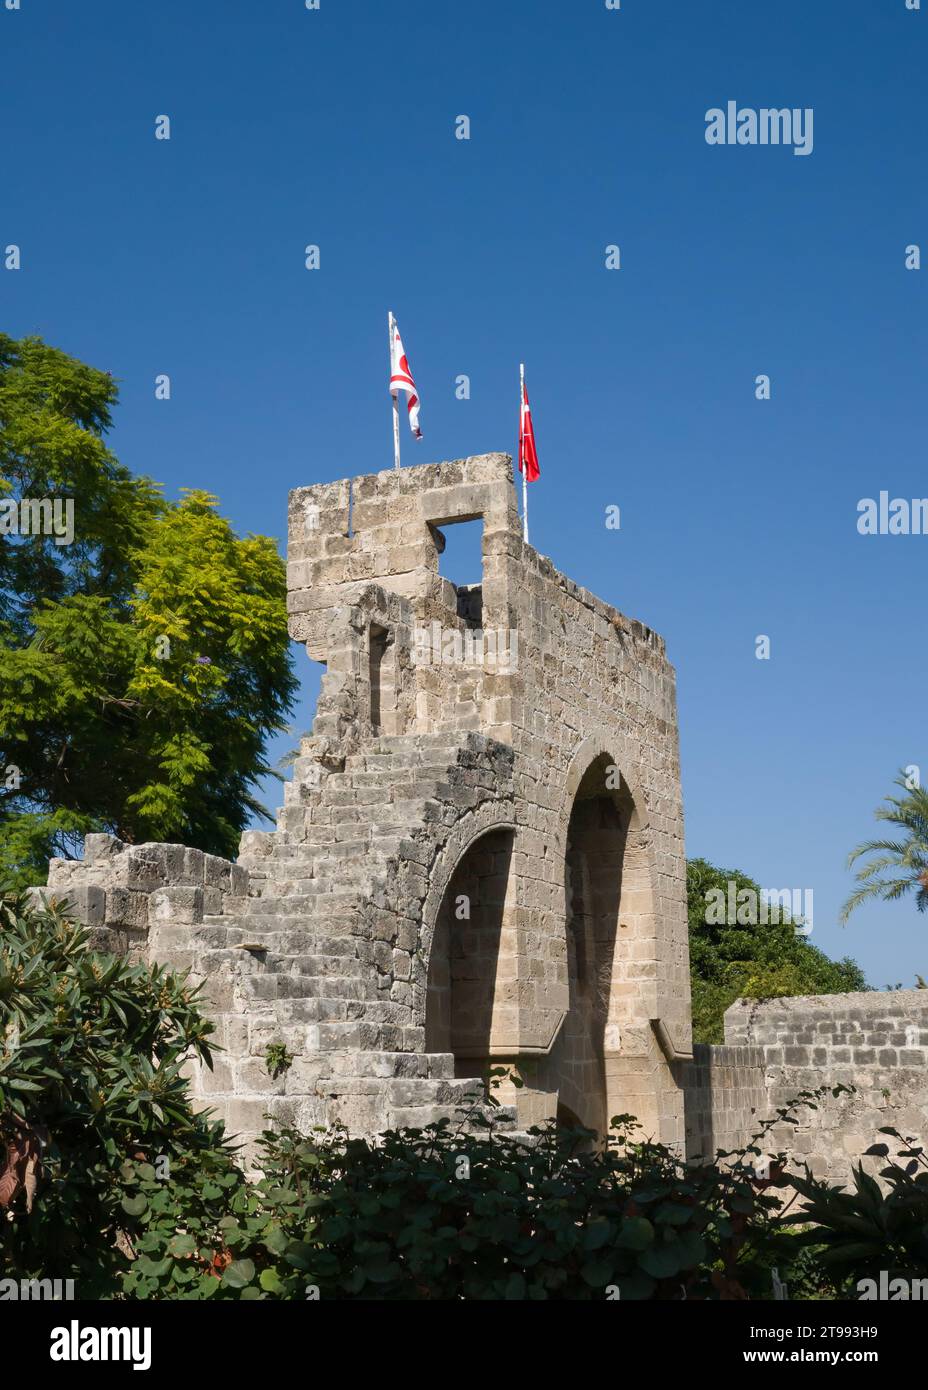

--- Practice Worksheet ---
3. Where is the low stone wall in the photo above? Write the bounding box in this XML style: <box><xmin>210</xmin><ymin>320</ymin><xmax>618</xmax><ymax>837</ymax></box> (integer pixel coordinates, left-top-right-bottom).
<box><xmin>727</xmin><ymin>991</ymin><xmax>928</xmax><ymax>1185</ymax></box>
<box><xmin>688</xmin><ymin>991</ymin><xmax>928</xmax><ymax>1186</ymax></box>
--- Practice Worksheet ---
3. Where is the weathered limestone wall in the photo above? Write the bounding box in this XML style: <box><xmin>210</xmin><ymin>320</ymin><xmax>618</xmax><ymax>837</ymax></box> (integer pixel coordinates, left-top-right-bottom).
<box><xmin>496</xmin><ymin>516</ymin><xmax>689</xmax><ymax>1144</ymax></box>
<box><xmin>682</xmin><ymin>1043</ymin><xmax>768</xmax><ymax>1161</ymax></box>
<box><xmin>286</xmin><ymin>456</ymin><xmax>522</xmax><ymax>748</ymax></box>
<box><xmin>687</xmin><ymin>992</ymin><xmax>928</xmax><ymax>1186</ymax></box>
<box><xmin>31</xmin><ymin>834</ymin><xmax>249</xmax><ymax>963</ymax></box>
<box><xmin>40</xmin><ymin>453</ymin><xmax>691</xmax><ymax>1153</ymax></box>
<box><xmin>727</xmin><ymin>991</ymin><xmax>928</xmax><ymax>1185</ymax></box>
<box><xmin>287</xmin><ymin>454</ymin><xmax>691</xmax><ymax>1145</ymax></box>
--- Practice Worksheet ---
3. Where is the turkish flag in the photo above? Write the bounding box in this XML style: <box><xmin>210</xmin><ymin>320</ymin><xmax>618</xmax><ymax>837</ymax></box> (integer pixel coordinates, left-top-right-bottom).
<box><xmin>519</xmin><ymin>378</ymin><xmax>540</xmax><ymax>482</ymax></box>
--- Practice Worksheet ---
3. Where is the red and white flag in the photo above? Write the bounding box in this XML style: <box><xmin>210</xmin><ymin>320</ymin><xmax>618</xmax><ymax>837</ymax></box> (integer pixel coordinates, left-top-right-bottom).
<box><xmin>389</xmin><ymin>316</ymin><xmax>422</xmax><ymax>439</ymax></box>
<box><xmin>519</xmin><ymin>373</ymin><xmax>540</xmax><ymax>482</ymax></box>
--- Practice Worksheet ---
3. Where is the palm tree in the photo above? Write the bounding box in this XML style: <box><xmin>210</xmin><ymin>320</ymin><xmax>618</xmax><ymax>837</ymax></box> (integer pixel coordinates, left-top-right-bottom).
<box><xmin>841</xmin><ymin>773</ymin><xmax>928</xmax><ymax>923</ymax></box>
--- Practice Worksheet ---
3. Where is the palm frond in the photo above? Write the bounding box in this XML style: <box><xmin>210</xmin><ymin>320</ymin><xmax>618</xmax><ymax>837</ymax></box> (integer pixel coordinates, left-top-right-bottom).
<box><xmin>840</xmin><ymin>877</ymin><xmax>916</xmax><ymax>924</ymax></box>
<box><xmin>842</xmin><ymin>772</ymin><xmax>928</xmax><ymax>924</ymax></box>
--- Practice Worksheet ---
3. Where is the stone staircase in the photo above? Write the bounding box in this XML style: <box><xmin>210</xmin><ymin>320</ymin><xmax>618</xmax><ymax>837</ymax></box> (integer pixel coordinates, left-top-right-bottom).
<box><xmin>144</xmin><ymin>731</ymin><xmax>517</xmax><ymax>1153</ymax></box>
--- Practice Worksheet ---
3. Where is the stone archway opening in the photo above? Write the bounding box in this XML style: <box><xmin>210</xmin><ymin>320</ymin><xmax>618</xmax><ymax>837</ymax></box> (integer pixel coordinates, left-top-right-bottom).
<box><xmin>550</xmin><ymin>753</ymin><xmax>654</xmax><ymax>1138</ymax></box>
<box><xmin>424</xmin><ymin>826</ymin><xmax>516</xmax><ymax>1077</ymax></box>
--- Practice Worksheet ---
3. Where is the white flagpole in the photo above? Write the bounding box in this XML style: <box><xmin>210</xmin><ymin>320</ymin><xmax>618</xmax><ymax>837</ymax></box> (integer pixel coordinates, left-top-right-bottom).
<box><xmin>389</xmin><ymin>311</ymin><xmax>401</xmax><ymax>469</ymax></box>
<box><xmin>520</xmin><ymin>362</ymin><xmax>529</xmax><ymax>544</ymax></box>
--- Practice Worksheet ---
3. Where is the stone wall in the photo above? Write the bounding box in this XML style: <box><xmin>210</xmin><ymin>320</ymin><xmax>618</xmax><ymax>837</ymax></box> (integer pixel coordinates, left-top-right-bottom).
<box><xmin>688</xmin><ymin>992</ymin><xmax>928</xmax><ymax>1186</ymax></box>
<box><xmin>37</xmin><ymin>452</ymin><xmax>692</xmax><ymax>1154</ymax></box>
<box><xmin>682</xmin><ymin>1043</ymin><xmax>768</xmax><ymax>1161</ymax></box>
<box><xmin>729</xmin><ymin>991</ymin><xmax>928</xmax><ymax>1185</ymax></box>
<box><xmin>287</xmin><ymin>454</ymin><xmax>691</xmax><ymax>1145</ymax></box>
<box><xmin>30</xmin><ymin>834</ymin><xmax>249</xmax><ymax>963</ymax></box>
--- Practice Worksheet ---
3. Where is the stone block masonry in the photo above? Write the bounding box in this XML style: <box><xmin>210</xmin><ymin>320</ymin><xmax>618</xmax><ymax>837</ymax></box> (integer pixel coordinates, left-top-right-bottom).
<box><xmin>39</xmin><ymin>453</ymin><xmax>692</xmax><ymax>1156</ymax></box>
<box><xmin>687</xmin><ymin>992</ymin><xmax>928</xmax><ymax>1186</ymax></box>
<box><xmin>739</xmin><ymin>991</ymin><xmax>928</xmax><ymax>1184</ymax></box>
<box><xmin>682</xmin><ymin>1044</ymin><xmax>768</xmax><ymax>1162</ymax></box>
<box><xmin>36</xmin><ymin>454</ymin><xmax>926</xmax><ymax>1178</ymax></box>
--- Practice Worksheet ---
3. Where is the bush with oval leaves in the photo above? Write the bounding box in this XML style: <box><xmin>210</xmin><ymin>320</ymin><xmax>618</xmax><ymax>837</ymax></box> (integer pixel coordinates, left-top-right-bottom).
<box><xmin>0</xmin><ymin>889</ymin><xmax>233</xmax><ymax>1294</ymax></box>
<box><xmin>112</xmin><ymin>1099</ymin><xmax>851</xmax><ymax>1301</ymax></box>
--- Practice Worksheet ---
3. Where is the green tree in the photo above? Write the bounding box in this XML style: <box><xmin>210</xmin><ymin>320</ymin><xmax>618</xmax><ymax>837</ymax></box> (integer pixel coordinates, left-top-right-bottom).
<box><xmin>840</xmin><ymin>772</ymin><xmax>928</xmax><ymax>923</ymax></box>
<box><xmin>687</xmin><ymin>857</ymin><xmax>866</xmax><ymax>1044</ymax></box>
<box><xmin>0</xmin><ymin>890</ymin><xmax>237</xmax><ymax>1292</ymax></box>
<box><xmin>0</xmin><ymin>334</ymin><xmax>296</xmax><ymax>885</ymax></box>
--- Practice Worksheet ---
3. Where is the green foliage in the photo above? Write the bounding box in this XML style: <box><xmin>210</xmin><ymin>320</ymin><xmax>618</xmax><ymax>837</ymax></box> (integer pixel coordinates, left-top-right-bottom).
<box><xmin>0</xmin><ymin>894</ymin><xmax>876</xmax><ymax>1302</ymax></box>
<box><xmin>264</xmin><ymin>1042</ymin><xmax>293</xmax><ymax>1080</ymax></box>
<box><xmin>109</xmin><ymin>1086</ymin><xmax>858</xmax><ymax>1302</ymax></box>
<box><xmin>687</xmin><ymin>858</ymin><xmax>867</xmax><ymax>1044</ymax></box>
<box><xmin>740</xmin><ymin>1230</ymin><xmax>839</xmax><ymax>1301</ymax></box>
<box><xmin>0</xmin><ymin>891</ymin><xmax>802</xmax><ymax>1302</ymax></box>
<box><xmin>841</xmin><ymin>772</ymin><xmax>928</xmax><ymax>923</ymax></box>
<box><xmin>0</xmin><ymin>333</ymin><xmax>297</xmax><ymax>886</ymax></box>
<box><xmin>114</xmin><ymin>1145</ymin><xmax>248</xmax><ymax>1300</ymax></box>
<box><xmin>0</xmin><ymin>333</ymin><xmax>153</xmax><ymax>633</ymax></box>
<box><xmin>0</xmin><ymin>889</ymin><xmax>235</xmax><ymax>1293</ymax></box>
<box><xmin>107</xmin><ymin>1112</ymin><xmax>805</xmax><ymax>1302</ymax></box>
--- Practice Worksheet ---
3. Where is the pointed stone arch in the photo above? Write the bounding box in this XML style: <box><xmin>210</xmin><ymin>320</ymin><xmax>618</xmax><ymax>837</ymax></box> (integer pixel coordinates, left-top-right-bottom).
<box><xmin>417</xmin><ymin>802</ymin><xmax>516</xmax><ymax>1068</ymax></box>
<box><xmin>542</xmin><ymin>735</ymin><xmax>667</xmax><ymax>1137</ymax></box>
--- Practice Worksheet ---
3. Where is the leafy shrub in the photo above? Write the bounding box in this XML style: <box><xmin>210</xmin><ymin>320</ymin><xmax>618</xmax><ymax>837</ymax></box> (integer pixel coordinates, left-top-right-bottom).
<box><xmin>0</xmin><ymin>889</ymin><xmax>236</xmax><ymax>1294</ymax></box>
<box><xmin>111</xmin><ymin>1104</ymin><xmax>833</xmax><ymax>1301</ymax></box>
<box><xmin>782</xmin><ymin>1128</ymin><xmax>928</xmax><ymax>1289</ymax></box>
<box><xmin>1</xmin><ymin>891</ymin><xmax>862</xmax><ymax>1301</ymax></box>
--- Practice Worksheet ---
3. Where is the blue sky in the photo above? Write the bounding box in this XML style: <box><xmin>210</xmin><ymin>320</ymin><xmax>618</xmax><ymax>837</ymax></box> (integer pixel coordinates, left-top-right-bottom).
<box><xmin>3</xmin><ymin>0</ymin><xmax>927</xmax><ymax>987</ymax></box>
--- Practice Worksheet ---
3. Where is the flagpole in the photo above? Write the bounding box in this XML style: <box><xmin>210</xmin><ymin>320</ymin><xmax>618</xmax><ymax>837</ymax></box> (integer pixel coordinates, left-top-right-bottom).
<box><xmin>520</xmin><ymin>362</ymin><xmax>529</xmax><ymax>544</ymax></box>
<box><xmin>389</xmin><ymin>311</ymin><xmax>401</xmax><ymax>469</ymax></box>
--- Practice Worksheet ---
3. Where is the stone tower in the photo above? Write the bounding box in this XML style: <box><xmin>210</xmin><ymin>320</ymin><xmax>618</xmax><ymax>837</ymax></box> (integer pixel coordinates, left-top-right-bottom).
<box><xmin>38</xmin><ymin>454</ymin><xmax>692</xmax><ymax>1153</ymax></box>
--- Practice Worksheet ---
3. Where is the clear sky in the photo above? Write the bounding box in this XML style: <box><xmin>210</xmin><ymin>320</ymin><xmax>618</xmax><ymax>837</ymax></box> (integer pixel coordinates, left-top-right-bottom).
<box><xmin>3</xmin><ymin>0</ymin><xmax>927</xmax><ymax>988</ymax></box>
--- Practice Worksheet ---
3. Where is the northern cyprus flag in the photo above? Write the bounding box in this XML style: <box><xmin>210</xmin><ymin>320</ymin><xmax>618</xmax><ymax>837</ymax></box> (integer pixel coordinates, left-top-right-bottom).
<box><xmin>389</xmin><ymin>316</ymin><xmax>422</xmax><ymax>439</ymax></box>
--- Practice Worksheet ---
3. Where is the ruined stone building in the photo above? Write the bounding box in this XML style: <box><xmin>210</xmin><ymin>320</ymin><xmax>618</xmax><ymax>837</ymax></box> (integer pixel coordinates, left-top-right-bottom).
<box><xmin>41</xmin><ymin>454</ymin><xmax>692</xmax><ymax>1149</ymax></box>
<box><xmin>38</xmin><ymin>454</ymin><xmax>928</xmax><ymax>1181</ymax></box>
